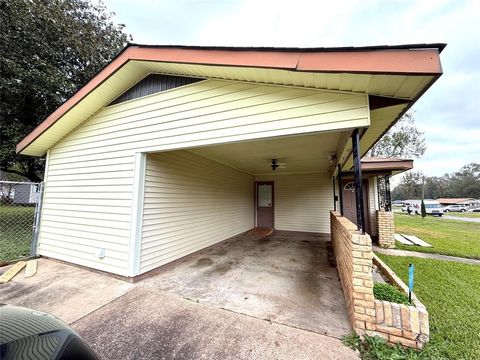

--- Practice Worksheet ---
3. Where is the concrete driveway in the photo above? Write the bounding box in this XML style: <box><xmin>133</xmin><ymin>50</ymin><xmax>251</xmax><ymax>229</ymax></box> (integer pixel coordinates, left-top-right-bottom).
<box><xmin>0</xmin><ymin>258</ymin><xmax>133</xmax><ymax>323</ymax></box>
<box><xmin>0</xmin><ymin>256</ymin><xmax>357</xmax><ymax>359</ymax></box>
<box><xmin>142</xmin><ymin>230</ymin><xmax>351</xmax><ymax>338</ymax></box>
<box><xmin>73</xmin><ymin>286</ymin><xmax>357</xmax><ymax>360</ymax></box>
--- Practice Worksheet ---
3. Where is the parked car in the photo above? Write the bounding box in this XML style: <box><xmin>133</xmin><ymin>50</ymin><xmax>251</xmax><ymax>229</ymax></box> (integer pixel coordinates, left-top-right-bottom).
<box><xmin>468</xmin><ymin>208</ymin><xmax>480</xmax><ymax>212</ymax></box>
<box><xmin>402</xmin><ymin>200</ymin><xmax>444</xmax><ymax>216</ymax></box>
<box><xmin>443</xmin><ymin>204</ymin><xmax>468</xmax><ymax>212</ymax></box>
<box><xmin>0</xmin><ymin>304</ymin><xmax>98</xmax><ymax>359</ymax></box>
<box><xmin>401</xmin><ymin>201</ymin><xmax>413</xmax><ymax>212</ymax></box>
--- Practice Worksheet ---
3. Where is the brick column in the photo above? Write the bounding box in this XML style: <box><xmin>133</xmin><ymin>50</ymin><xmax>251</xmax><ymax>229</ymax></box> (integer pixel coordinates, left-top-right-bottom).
<box><xmin>377</xmin><ymin>210</ymin><xmax>395</xmax><ymax>248</ymax></box>
<box><xmin>351</xmin><ymin>232</ymin><xmax>376</xmax><ymax>333</ymax></box>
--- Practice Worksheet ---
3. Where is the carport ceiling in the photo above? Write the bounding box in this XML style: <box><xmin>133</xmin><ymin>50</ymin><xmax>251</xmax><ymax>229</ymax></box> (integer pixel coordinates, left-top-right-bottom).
<box><xmin>189</xmin><ymin>132</ymin><xmax>341</xmax><ymax>175</ymax></box>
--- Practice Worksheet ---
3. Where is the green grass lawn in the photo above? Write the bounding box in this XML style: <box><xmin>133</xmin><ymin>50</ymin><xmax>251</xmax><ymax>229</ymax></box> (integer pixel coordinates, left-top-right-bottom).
<box><xmin>377</xmin><ymin>254</ymin><xmax>480</xmax><ymax>360</ymax></box>
<box><xmin>394</xmin><ymin>213</ymin><xmax>480</xmax><ymax>259</ymax></box>
<box><xmin>444</xmin><ymin>212</ymin><xmax>480</xmax><ymax>218</ymax></box>
<box><xmin>0</xmin><ymin>206</ymin><xmax>35</xmax><ymax>264</ymax></box>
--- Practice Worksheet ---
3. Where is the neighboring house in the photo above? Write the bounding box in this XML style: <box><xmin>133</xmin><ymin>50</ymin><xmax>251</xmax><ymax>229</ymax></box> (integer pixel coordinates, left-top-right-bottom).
<box><xmin>437</xmin><ymin>198</ymin><xmax>480</xmax><ymax>209</ymax></box>
<box><xmin>16</xmin><ymin>44</ymin><xmax>443</xmax><ymax>280</ymax></box>
<box><xmin>0</xmin><ymin>181</ymin><xmax>40</xmax><ymax>204</ymax></box>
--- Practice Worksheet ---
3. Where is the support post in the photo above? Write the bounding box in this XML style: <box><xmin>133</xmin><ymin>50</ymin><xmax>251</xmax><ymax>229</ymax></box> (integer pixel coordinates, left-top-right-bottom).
<box><xmin>31</xmin><ymin>182</ymin><xmax>45</xmax><ymax>257</ymax></box>
<box><xmin>352</xmin><ymin>129</ymin><xmax>365</xmax><ymax>233</ymax></box>
<box><xmin>337</xmin><ymin>164</ymin><xmax>344</xmax><ymax>216</ymax></box>
<box><xmin>332</xmin><ymin>176</ymin><xmax>337</xmax><ymax>211</ymax></box>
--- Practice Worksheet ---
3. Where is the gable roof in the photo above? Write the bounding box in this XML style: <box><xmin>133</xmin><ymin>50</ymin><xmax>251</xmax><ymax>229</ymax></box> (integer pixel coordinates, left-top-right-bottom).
<box><xmin>17</xmin><ymin>43</ymin><xmax>445</xmax><ymax>156</ymax></box>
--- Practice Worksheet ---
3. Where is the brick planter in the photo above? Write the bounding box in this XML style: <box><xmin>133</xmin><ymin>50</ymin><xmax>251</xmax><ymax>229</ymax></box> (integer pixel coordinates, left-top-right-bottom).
<box><xmin>372</xmin><ymin>254</ymin><xmax>429</xmax><ymax>348</ymax></box>
<box><xmin>330</xmin><ymin>211</ymin><xmax>429</xmax><ymax>349</ymax></box>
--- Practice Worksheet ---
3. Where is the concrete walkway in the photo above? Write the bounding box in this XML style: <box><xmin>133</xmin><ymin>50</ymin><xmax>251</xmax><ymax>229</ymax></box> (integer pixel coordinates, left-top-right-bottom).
<box><xmin>0</xmin><ymin>258</ymin><xmax>134</xmax><ymax>323</ymax></box>
<box><xmin>373</xmin><ymin>246</ymin><xmax>480</xmax><ymax>266</ymax></box>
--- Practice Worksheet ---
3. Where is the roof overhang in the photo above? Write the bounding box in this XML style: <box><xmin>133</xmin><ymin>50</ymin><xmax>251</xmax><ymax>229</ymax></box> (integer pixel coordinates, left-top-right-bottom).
<box><xmin>361</xmin><ymin>157</ymin><xmax>414</xmax><ymax>174</ymax></box>
<box><xmin>17</xmin><ymin>43</ymin><xmax>445</xmax><ymax>157</ymax></box>
<box><xmin>340</xmin><ymin>157</ymin><xmax>414</xmax><ymax>178</ymax></box>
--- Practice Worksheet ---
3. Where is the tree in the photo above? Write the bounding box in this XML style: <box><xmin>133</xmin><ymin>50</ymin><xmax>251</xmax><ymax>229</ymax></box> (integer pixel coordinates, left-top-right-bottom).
<box><xmin>0</xmin><ymin>0</ymin><xmax>131</xmax><ymax>181</ymax></box>
<box><xmin>448</xmin><ymin>163</ymin><xmax>480</xmax><ymax>198</ymax></box>
<box><xmin>401</xmin><ymin>171</ymin><xmax>424</xmax><ymax>199</ymax></box>
<box><xmin>421</xmin><ymin>199</ymin><xmax>426</xmax><ymax>218</ymax></box>
<box><xmin>393</xmin><ymin>163</ymin><xmax>480</xmax><ymax>200</ymax></box>
<box><xmin>369</xmin><ymin>112</ymin><xmax>426</xmax><ymax>159</ymax></box>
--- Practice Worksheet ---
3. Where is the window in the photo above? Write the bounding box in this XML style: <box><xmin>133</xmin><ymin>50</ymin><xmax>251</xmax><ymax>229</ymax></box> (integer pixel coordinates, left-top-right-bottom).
<box><xmin>344</xmin><ymin>182</ymin><xmax>355</xmax><ymax>191</ymax></box>
<box><xmin>258</xmin><ymin>184</ymin><xmax>272</xmax><ymax>207</ymax></box>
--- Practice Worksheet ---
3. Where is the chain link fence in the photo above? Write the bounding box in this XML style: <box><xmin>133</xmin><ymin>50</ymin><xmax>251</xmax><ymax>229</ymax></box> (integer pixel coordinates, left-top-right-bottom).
<box><xmin>0</xmin><ymin>181</ymin><xmax>44</xmax><ymax>265</ymax></box>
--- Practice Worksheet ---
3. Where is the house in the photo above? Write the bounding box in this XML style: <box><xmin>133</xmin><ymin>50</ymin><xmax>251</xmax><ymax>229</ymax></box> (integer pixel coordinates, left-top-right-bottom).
<box><xmin>0</xmin><ymin>181</ymin><xmax>40</xmax><ymax>205</ymax></box>
<box><xmin>17</xmin><ymin>44</ymin><xmax>443</xmax><ymax>346</ymax></box>
<box><xmin>436</xmin><ymin>198</ymin><xmax>480</xmax><ymax>209</ymax></box>
<box><xmin>344</xmin><ymin>157</ymin><xmax>413</xmax><ymax>239</ymax></box>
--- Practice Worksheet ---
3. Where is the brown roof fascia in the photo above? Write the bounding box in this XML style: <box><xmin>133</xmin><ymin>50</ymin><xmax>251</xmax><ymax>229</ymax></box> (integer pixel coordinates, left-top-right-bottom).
<box><xmin>130</xmin><ymin>46</ymin><xmax>443</xmax><ymax>75</ymax></box>
<box><xmin>16</xmin><ymin>44</ymin><xmax>445</xmax><ymax>155</ymax></box>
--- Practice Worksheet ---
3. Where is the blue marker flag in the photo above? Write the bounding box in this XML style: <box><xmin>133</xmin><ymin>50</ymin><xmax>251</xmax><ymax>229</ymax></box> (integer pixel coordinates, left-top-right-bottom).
<box><xmin>408</xmin><ymin>264</ymin><xmax>415</xmax><ymax>291</ymax></box>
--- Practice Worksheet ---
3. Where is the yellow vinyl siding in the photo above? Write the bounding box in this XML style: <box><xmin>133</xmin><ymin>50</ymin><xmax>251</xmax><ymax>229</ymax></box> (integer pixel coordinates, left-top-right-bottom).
<box><xmin>255</xmin><ymin>173</ymin><xmax>333</xmax><ymax>233</ymax></box>
<box><xmin>141</xmin><ymin>151</ymin><xmax>253</xmax><ymax>273</ymax></box>
<box><xmin>38</xmin><ymin>79</ymin><xmax>367</xmax><ymax>275</ymax></box>
<box><xmin>50</xmin><ymin>80</ymin><xmax>369</xmax><ymax>156</ymax></box>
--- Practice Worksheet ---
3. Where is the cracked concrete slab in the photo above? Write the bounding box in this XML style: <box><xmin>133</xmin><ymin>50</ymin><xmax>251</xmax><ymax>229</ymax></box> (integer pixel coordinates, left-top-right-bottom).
<box><xmin>142</xmin><ymin>230</ymin><xmax>351</xmax><ymax>338</ymax></box>
<box><xmin>0</xmin><ymin>258</ymin><xmax>133</xmax><ymax>324</ymax></box>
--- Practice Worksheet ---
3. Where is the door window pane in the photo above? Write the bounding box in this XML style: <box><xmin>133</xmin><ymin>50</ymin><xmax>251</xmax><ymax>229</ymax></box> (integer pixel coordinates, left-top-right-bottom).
<box><xmin>258</xmin><ymin>184</ymin><xmax>272</xmax><ymax>207</ymax></box>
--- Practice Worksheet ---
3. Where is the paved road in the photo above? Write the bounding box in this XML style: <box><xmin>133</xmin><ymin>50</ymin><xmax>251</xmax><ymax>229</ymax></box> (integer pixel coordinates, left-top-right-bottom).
<box><xmin>442</xmin><ymin>215</ymin><xmax>480</xmax><ymax>223</ymax></box>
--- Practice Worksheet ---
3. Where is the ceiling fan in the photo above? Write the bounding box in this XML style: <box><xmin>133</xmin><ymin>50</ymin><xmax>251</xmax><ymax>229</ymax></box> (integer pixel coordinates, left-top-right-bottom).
<box><xmin>270</xmin><ymin>159</ymin><xmax>287</xmax><ymax>171</ymax></box>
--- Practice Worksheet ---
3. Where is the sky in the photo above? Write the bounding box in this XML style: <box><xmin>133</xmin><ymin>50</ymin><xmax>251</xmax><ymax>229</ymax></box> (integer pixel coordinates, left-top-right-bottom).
<box><xmin>102</xmin><ymin>0</ymin><xmax>479</xmax><ymax>181</ymax></box>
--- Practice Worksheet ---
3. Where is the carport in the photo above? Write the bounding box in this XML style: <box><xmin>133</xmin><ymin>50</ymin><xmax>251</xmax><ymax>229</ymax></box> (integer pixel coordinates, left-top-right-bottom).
<box><xmin>136</xmin><ymin>132</ymin><xmax>351</xmax><ymax>337</ymax></box>
<box><xmin>139</xmin><ymin>132</ymin><xmax>339</xmax><ymax>274</ymax></box>
<box><xmin>15</xmin><ymin>44</ymin><xmax>444</xmax><ymax>342</ymax></box>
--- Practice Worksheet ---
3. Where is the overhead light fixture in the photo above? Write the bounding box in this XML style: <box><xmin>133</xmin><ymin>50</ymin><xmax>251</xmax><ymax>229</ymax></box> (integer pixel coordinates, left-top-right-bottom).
<box><xmin>329</xmin><ymin>154</ymin><xmax>337</xmax><ymax>164</ymax></box>
<box><xmin>271</xmin><ymin>159</ymin><xmax>279</xmax><ymax>171</ymax></box>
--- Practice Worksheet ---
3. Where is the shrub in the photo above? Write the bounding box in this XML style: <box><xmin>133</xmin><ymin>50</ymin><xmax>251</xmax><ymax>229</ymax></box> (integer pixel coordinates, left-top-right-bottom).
<box><xmin>342</xmin><ymin>333</ymin><xmax>421</xmax><ymax>360</ymax></box>
<box><xmin>373</xmin><ymin>283</ymin><xmax>410</xmax><ymax>305</ymax></box>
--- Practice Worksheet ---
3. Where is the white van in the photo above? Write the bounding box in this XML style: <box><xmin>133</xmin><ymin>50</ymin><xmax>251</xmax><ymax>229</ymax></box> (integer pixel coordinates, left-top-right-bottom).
<box><xmin>402</xmin><ymin>199</ymin><xmax>444</xmax><ymax>216</ymax></box>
